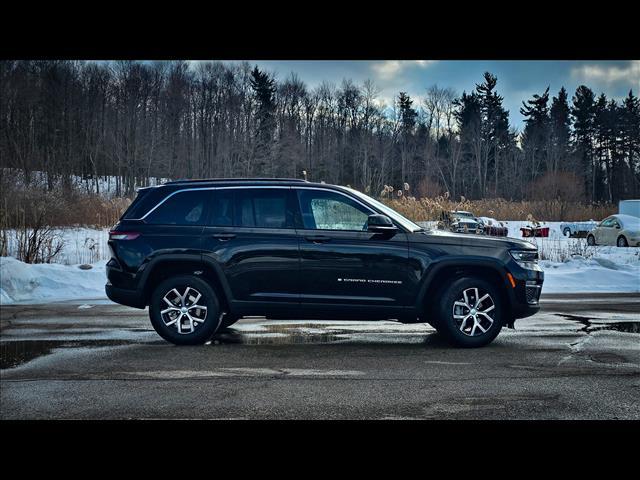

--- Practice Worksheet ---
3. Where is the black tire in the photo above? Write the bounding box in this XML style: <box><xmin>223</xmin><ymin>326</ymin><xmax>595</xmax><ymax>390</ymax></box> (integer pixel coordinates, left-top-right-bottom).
<box><xmin>617</xmin><ymin>235</ymin><xmax>628</xmax><ymax>247</ymax></box>
<box><xmin>431</xmin><ymin>276</ymin><xmax>504</xmax><ymax>348</ymax></box>
<box><xmin>587</xmin><ymin>234</ymin><xmax>596</xmax><ymax>246</ymax></box>
<box><xmin>221</xmin><ymin>313</ymin><xmax>241</xmax><ymax>328</ymax></box>
<box><xmin>563</xmin><ymin>228</ymin><xmax>571</xmax><ymax>237</ymax></box>
<box><xmin>149</xmin><ymin>275</ymin><xmax>221</xmax><ymax>345</ymax></box>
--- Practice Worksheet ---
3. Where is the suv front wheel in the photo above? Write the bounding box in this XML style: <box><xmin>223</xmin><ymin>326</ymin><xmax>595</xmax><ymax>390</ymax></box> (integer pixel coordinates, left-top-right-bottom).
<box><xmin>431</xmin><ymin>277</ymin><xmax>503</xmax><ymax>348</ymax></box>
<box><xmin>149</xmin><ymin>275</ymin><xmax>221</xmax><ymax>345</ymax></box>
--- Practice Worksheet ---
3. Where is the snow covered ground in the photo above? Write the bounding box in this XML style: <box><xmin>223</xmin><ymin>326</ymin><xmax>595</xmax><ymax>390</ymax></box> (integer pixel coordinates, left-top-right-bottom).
<box><xmin>1</xmin><ymin>221</ymin><xmax>638</xmax><ymax>305</ymax></box>
<box><xmin>0</xmin><ymin>257</ymin><xmax>107</xmax><ymax>304</ymax></box>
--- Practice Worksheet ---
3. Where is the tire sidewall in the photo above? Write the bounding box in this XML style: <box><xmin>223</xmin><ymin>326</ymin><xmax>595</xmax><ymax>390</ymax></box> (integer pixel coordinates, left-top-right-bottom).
<box><xmin>149</xmin><ymin>275</ymin><xmax>221</xmax><ymax>345</ymax></box>
<box><xmin>587</xmin><ymin>235</ymin><xmax>596</xmax><ymax>246</ymax></box>
<box><xmin>617</xmin><ymin>236</ymin><xmax>628</xmax><ymax>247</ymax></box>
<box><xmin>436</xmin><ymin>277</ymin><xmax>503</xmax><ymax>348</ymax></box>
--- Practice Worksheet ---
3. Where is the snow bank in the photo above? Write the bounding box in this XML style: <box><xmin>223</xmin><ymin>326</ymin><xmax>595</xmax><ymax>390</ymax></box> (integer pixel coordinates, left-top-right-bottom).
<box><xmin>541</xmin><ymin>257</ymin><xmax>640</xmax><ymax>293</ymax></box>
<box><xmin>0</xmin><ymin>257</ymin><xmax>108</xmax><ymax>305</ymax></box>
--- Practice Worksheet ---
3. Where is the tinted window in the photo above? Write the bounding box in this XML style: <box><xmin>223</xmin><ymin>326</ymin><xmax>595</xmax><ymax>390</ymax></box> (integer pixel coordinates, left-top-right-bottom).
<box><xmin>235</xmin><ymin>189</ymin><xmax>293</xmax><ymax>229</ymax></box>
<box><xmin>145</xmin><ymin>190</ymin><xmax>209</xmax><ymax>225</ymax></box>
<box><xmin>122</xmin><ymin>188</ymin><xmax>164</xmax><ymax>219</ymax></box>
<box><xmin>296</xmin><ymin>189</ymin><xmax>371</xmax><ymax>231</ymax></box>
<box><xmin>209</xmin><ymin>190</ymin><xmax>234</xmax><ymax>227</ymax></box>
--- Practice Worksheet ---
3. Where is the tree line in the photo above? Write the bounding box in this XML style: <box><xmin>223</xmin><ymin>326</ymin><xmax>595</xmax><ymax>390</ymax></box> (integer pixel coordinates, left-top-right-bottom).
<box><xmin>1</xmin><ymin>60</ymin><xmax>638</xmax><ymax>202</ymax></box>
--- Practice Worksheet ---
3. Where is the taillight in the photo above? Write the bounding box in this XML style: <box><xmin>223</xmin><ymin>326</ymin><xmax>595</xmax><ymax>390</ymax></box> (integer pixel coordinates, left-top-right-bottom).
<box><xmin>109</xmin><ymin>231</ymin><xmax>141</xmax><ymax>241</ymax></box>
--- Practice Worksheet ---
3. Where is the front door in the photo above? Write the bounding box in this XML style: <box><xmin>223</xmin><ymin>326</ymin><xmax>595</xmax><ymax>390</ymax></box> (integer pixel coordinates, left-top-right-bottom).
<box><xmin>294</xmin><ymin>188</ymin><xmax>410</xmax><ymax>313</ymax></box>
<box><xmin>596</xmin><ymin>217</ymin><xmax>616</xmax><ymax>244</ymax></box>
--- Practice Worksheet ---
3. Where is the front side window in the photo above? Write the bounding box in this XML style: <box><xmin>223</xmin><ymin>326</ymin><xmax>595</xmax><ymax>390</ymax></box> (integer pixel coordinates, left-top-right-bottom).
<box><xmin>235</xmin><ymin>188</ymin><xmax>294</xmax><ymax>229</ymax></box>
<box><xmin>296</xmin><ymin>189</ymin><xmax>371</xmax><ymax>231</ymax></box>
<box><xmin>600</xmin><ymin>217</ymin><xmax>615</xmax><ymax>227</ymax></box>
<box><xmin>145</xmin><ymin>190</ymin><xmax>209</xmax><ymax>225</ymax></box>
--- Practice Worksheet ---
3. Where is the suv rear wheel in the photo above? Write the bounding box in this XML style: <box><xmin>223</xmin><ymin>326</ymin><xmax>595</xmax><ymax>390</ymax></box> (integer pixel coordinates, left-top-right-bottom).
<box><xmin>149</xmin><ymin>275</ymin><xmax>221</xmax><ymax>345</ymax></box>
<box><xmin>431</xmin><ymin>277</ymin><xmax>503</xmax><ymax>348</ymax></box>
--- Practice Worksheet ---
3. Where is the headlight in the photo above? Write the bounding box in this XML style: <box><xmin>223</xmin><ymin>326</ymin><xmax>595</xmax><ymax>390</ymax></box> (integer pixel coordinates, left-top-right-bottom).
<box><xmin>510</xmin><ymin>249</ymin><xmax>539</xmax><ymax>269</ymax></box>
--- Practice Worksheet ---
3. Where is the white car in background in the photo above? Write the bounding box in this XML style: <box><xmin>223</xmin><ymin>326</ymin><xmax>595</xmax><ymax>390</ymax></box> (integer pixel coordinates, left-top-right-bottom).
<box><xmin>586</xmin><ymin>214</ymin><xmax>640</xmax><ymax>247</ymax></box>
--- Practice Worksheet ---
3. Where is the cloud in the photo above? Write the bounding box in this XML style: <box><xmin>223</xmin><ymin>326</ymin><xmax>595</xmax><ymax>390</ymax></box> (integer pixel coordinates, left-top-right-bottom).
<box><xmin>371</xmin><ymin>60</ymin><xmax>437</xmax><ymax>80</ymax></box>
<box><xmin>571</xmin><ymin>60</ymin><xmax>640</xmax><ymax>88</ymax></box>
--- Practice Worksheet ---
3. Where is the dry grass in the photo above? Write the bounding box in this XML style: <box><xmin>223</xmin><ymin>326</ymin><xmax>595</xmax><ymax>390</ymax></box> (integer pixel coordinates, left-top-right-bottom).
<box><xmin>381</xmin><ymin>190</ymin><xmax>615</xmax><ymax>223</ymax></box>
<box><xmin>0</xmin><ymin>184</ymin><xmax>130</xmax><ymax>229</ymax></box>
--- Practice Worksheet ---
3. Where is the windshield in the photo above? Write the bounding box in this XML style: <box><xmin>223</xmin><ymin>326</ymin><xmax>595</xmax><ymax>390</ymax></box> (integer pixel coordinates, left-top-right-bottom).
<box><xmin>343</xmin><ymin>187</ymin><xmax>423</xmax><ymax>232</ymax></box>
<box><xmin>454</xmin><ymin>211</ymin><xmax>474</xmax><ymax>218</ymax></box>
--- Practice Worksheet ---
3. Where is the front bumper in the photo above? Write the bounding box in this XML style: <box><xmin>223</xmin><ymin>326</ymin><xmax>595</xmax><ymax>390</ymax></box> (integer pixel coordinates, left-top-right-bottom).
<box><xmin>507</xmin><ymin>265</ymin><xmax>544</xmax><ymax>319</ymax></box>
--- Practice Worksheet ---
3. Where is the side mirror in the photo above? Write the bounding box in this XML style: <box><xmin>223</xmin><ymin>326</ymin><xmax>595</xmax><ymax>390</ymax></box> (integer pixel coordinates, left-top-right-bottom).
<box><xmin>367</xmin><ymin>214</ymin><xmax>398</xmax><ymax>233</ymax></box>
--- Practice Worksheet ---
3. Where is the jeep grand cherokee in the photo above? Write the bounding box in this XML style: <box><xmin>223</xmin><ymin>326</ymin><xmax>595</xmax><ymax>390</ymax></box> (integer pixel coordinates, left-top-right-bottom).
<box><xmin>106</xmin><ymin>178</ymin><xmax>543</xmax><ymax>347</ymax></box>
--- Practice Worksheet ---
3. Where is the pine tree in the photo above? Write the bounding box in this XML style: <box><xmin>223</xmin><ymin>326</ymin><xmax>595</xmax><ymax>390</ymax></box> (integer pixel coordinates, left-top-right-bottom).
<box><xmin>571</xmin><ymin>85</ymin><xmax>596</xmax><ymax>202</ymax></box>
<box><xmin>475</xmin><ymin>72</ymin><xmax>510</xmax><ymax>196</ymax></box>
<box><xmin>549</xmin><ymin>87</ymin><xmax>572</xmax><ymax>173</ymax></box>
<box><xmin>249</xmin><ymin>66</ymin><xmax>277</xmax><ymax>175</ymax></box>
<box><xmin>396</xmin><ymin>92</ymin><xmax>417</xmax><ymax>184</ymax></box>
<box><xmin>620</xmin><ymin>90</ymin><xmax>640</xmax><ymax>197</ymax></box>
<box><xmin>520</xmin><ymin>87</ymin><xmax>551</xmax><ymax>183</ymax></box>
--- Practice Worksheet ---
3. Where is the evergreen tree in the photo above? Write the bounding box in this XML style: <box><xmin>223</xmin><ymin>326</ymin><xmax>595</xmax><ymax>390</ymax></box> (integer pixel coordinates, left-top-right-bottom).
<box><xmin>453</xmin><ymin>91</ymin><xmax>482</xmax><ymax>197</ymax></box>
<box><xmin>549</xmin><ymin>87</ymin><xmax>572</xmax><ymax>173</ymax></box>
<box><xmin>620</xmin><ymin>90</ymin><xmax>640</xmax><ymax>197</ymax></box>
<box><xmin>475</xmin><ymin>72</ymin><xmax>510</xmax><ymax>196</ymax></box>
<box><xmin>571</xmin><ymin>85</ymin><xmax>596</xmax><ymax>201</ymax></box>
<box><xmin>520</xmin><ymin>87</ymin><xmax>551</xmax><ymax>182</ymax></box>
<box><xmin>249</xmin><ymin>66</ymin><xmax>277</xmax><ymax>175</ymax></box>
<box><xmin>396</xmin><ymin>92</ymin><xmax>417</xmax><ymax>184</ymax></box>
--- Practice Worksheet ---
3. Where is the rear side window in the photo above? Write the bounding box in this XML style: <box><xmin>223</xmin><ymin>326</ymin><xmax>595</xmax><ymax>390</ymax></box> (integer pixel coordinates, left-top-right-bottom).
<box><xmin>122</xmin><ymin>188</ymin><xmax>160</xmax><ymax>219</ymax></box>
<box><xmin>145</xmin><ymin>190</ymin><xmax>210</xmax><ymax>225</ymax></box>
<box><xmin>234</xmin><ymin>189</ymin><xmax>294</xmax><ymax>229</ymax></box>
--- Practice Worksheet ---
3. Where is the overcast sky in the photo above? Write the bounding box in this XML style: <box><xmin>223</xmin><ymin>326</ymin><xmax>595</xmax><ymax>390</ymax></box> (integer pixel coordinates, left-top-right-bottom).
<box><xmin>234</xmin><ymin>60</ymin><xmax>639</xmax><ymax>131</ymax></box>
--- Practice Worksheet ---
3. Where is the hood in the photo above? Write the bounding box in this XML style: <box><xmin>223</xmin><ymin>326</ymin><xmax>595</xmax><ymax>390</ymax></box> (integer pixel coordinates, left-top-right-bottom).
<box><xmin>409</xmin><ymin>228</ymin><xmax>536</xmax><ymax>250</ymax></box>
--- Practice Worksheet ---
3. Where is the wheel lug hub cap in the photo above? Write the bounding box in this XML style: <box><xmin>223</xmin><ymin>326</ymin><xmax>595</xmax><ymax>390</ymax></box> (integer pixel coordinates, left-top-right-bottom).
<box><xmin>181</xmin><ymin>307</ymin><xmax>188</xmax><ymax>313</ymax></box>
<box><xmin>470</xmin><ymin>308</ymin><xmax>477</xmax><ymax>315</ymax></box>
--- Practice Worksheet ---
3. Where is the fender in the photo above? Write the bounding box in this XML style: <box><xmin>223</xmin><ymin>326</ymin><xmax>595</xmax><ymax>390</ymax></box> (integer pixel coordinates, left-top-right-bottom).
<box><xmin>200</xmin><ymin>255</ymin><xmax>236</xmax><ymax>305</ymax></box>
<box><xmin>137</xmin><ymin>252</ymin><xmax>204</xmax><ymax>289</ymax></box>
<box><xmin>414</xmin><ymin>256</ymin><xmax>514</xmax><ymax>312</ymax></box>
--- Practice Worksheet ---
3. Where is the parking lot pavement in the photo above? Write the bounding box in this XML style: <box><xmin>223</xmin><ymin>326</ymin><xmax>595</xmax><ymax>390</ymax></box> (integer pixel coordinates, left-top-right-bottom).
<box><xmin>1</xmin><ymin>294</ymin><xmax>639</xmax><ymax>420</ymax></box>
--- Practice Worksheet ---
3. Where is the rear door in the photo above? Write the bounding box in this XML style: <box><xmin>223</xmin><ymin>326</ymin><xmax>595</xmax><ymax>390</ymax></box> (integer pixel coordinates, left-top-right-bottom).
<box><xmin>294</xmin><ymin>187</ymin><xmax>410</xmax><ymax>309</ymax></box>
<box><xmin>201</xmin><ymin>187</ymin><xmax>300</xmax><ymax>307</ymax></box>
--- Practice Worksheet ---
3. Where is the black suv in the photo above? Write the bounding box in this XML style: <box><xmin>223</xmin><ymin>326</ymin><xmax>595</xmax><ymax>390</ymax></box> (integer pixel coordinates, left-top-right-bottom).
<box><xmin>106</xmin><ymin>178</ymin><xmax>543</xmax><ymax>347</ymax></box>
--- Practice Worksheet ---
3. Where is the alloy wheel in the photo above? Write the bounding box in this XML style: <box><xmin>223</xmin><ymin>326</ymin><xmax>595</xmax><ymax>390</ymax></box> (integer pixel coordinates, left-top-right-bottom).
<box><xmin>160</xmin><ymin>286</ymin><xmax>208</xmax><ymax>334</ymax></box>
<box><xmin>452</xmin><ymin>287</ymin><xmax>496</xmax><ymax>337</ymax></box>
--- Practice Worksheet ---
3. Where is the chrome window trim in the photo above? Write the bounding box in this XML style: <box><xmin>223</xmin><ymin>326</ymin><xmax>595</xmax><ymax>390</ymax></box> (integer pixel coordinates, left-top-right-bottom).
<box><xmin>132</xmin><ymin>184</ymin><xmax>394</xmax><ymax>228</ymax></box>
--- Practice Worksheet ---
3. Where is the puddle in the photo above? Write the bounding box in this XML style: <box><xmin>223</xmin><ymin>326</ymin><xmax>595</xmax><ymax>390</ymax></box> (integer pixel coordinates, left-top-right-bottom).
<box><xmin>0</xmin><ymin>340</ymin><xmax>136</xmax><ymax>369</ymax></box>
<box><xmin>210</xmin><ymin>323</ymin><xmax>431</xmax><ymax>345</ymax></box>
<box><xmin>556</xmin><ymin>314</ymin><xmax>640</xmax><ymax>334</ymax></box>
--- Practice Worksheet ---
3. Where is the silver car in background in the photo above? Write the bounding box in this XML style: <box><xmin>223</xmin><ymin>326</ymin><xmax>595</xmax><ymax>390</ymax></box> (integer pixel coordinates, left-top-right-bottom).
<box><xmin>586</xmin><ymin>214</ymin><xmax>640</xmax><ymax>247</ymax></box>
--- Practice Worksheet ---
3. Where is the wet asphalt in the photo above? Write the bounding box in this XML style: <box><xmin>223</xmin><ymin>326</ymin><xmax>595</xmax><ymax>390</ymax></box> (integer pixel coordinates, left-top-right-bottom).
<box><xmin>1</xmin><ymin>293</ymin><xmax>639</xmax><ymax>420</ymax></box>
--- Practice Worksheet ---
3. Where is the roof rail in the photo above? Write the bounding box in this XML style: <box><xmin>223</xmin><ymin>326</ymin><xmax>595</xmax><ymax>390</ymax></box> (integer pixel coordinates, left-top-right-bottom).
<box><xmin>164</xmin><ymin>177</ymin><xmax>308</xmax><ymax>185</ymax></box>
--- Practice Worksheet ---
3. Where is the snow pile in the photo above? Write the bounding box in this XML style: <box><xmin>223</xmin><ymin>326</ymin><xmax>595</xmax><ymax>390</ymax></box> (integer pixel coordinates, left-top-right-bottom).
<box><xmin>0</xmin><ymin>257</ymin><xmax>108</xmax><ymax>305</ymax></box>
<box><xmin>541</xmin><ymin>257</ymin><xmax>639</xmax><ymax>293</ymax></box>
